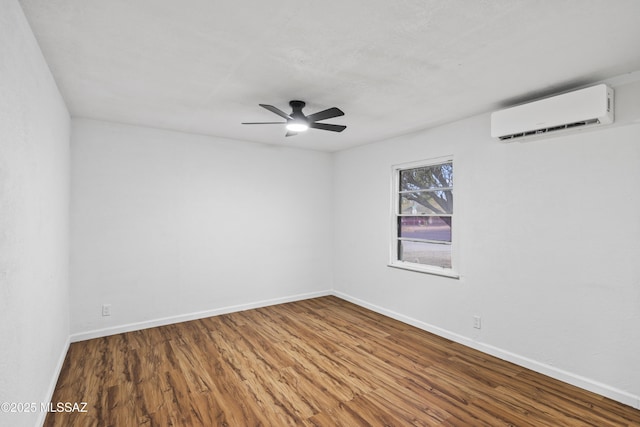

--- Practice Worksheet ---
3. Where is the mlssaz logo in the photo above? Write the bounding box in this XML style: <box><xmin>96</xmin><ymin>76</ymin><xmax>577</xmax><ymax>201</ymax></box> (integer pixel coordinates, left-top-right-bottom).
<box><xmin>44</xmin><ymin>402</ymin><xmax>89</xmax><ymax>413</ymax></box>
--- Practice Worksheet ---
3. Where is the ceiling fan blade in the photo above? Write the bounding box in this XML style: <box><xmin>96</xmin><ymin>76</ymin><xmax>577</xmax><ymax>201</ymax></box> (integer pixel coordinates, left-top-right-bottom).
<box><xmin>259</xmin><ymin>104</ymin><xmax>292</xmax><ymax>120</ymax></box>
<box><xmin>309</xmin><ymin>122</ymin><xmax>347</xmax><ymax>132</ymax></box>
<box><xmin>306</xmin><ymin>107</ymin><xmax>344</xmax><ymax>123</ymax></box>
<box><xmin>285</xmin><ymin>131</ymin><xmax>298</xmax><ymax>137</ymax></box>
<box><xmin>241</xmin><ymin>122</ymin><xmax>286</xmax><ymax>124</ymax></box>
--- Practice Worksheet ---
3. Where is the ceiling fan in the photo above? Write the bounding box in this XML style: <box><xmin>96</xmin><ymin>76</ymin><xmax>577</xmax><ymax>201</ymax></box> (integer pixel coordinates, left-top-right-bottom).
<box><xmin>242</xmin><ymin>100</ymin><xmax>346</xmax><ymax>137</ymax></box>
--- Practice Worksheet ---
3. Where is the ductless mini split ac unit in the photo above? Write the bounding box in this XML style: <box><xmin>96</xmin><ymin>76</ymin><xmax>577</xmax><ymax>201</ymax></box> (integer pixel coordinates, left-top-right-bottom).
<box><xmin>491</xmin><ymin>84</ymin><xmax>614</xmax><ymax>141</ymax></box>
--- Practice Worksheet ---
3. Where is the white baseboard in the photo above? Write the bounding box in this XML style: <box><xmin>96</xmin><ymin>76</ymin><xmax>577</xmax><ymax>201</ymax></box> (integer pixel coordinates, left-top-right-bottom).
<box><xmin>37</xmin><ymin>335</ymin><xmax>71</xmax><ymax>427</ymax></box>
<box><xmin>333</xmin><ymin>290</ymin><xmax>640</xmax><ymax>410</ymax></box>
<box><xmin>70</xmin><ymin>290</ymin><xmax>332</xmax><ymax>343</ymax></box>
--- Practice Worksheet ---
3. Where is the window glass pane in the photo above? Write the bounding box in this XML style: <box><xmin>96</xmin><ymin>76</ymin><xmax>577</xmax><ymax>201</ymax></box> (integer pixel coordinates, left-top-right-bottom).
<box><xmin>400</xmin><ymin>190</ymin><xmax>453</xmax><ymax>214</ymax></box>
<box><xmin>393</xmin><ymin>159</ymin><xmax>454</xmax><ymax>273</ymax></box>
<box><xmin>400</xmin><ymin>162</ymin><xmax>453</xmax><ymax>191</ymax></box>
<box><xmin>398</xmin><ymin>216</ymin><xmax>451</xmax><ymax>242</ymax></box>
<box><xmin>399</xmin><ymin>240</ymin><xmax>452</xmax><ymax>268</ymax></box>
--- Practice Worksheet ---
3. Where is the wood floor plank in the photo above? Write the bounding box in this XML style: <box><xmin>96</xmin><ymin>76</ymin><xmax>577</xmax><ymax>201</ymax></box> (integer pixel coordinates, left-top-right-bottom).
<box><xmin>45</xmin><ymin>296</ymin><xmax>640</xmax><ymax>426</ymax></box>
<box><xmin>366</xmin><ymin>387</ymin><xmax>449</xmax><ymax>426</ymax></box>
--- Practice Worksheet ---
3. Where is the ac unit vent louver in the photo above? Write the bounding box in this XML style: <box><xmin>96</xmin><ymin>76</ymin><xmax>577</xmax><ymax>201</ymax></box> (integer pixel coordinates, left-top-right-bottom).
<box><xmin>491</xmin><ymin>84</ymin><xmax>613</xmax><ymax>142</ymax></box>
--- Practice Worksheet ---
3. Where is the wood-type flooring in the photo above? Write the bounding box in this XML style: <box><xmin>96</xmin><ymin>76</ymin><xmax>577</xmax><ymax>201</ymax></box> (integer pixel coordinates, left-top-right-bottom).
<box><xmin>45</xmin><ymin>296</ymin><xmax>640</xmax><ymax>426</ymax></box>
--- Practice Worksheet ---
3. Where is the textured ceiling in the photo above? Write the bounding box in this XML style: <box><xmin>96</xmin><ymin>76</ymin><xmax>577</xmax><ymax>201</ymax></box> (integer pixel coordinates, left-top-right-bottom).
<box><xmin>18</xmin><ymin>0</ymin><xmax>640</xmax><ymax>151</ymax></box>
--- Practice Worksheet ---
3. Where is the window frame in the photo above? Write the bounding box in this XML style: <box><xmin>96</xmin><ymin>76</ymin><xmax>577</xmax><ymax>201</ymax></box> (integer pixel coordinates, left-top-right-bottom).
<box><xmin>388</xmin><ymin>156</ymin><xmax>459</xmax><ymax>279</ymax></box>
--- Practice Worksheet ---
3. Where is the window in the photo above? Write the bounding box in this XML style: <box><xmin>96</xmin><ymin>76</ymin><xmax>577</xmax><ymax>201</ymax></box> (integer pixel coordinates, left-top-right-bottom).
<box><xmin>390</xmin><ymin>158</ymin><xmax>457</xmax><ymax>278</ymax></box>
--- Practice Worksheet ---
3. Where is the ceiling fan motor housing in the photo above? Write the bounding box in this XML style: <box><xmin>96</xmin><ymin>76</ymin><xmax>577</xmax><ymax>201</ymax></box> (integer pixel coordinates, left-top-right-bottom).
<box><xmin>289</xmin><ymin>100</ymin><xmax>307</xmax><ymax>121</ymax></box>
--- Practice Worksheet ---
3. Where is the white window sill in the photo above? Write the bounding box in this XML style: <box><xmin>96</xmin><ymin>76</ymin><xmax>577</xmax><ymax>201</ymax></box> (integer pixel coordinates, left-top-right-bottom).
<box><xmin>387</xmin><ymin>262</ymin><xmax>460</xmax><ymax>279</ymax></box>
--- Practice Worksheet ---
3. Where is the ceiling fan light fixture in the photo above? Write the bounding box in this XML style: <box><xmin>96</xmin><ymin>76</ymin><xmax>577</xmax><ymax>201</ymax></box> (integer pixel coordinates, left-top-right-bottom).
<box><xmin>286</xmin><ymin>121</ymin><xmax>309</xmax><ymax>132</ymax></box>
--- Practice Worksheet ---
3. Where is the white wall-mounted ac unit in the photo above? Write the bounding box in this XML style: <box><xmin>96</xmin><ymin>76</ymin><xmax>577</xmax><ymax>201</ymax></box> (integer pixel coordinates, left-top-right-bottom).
<box><xmin>491</xmin><ymin>84</ymin><xmax>614</xmax><ymax>142</ymax></box>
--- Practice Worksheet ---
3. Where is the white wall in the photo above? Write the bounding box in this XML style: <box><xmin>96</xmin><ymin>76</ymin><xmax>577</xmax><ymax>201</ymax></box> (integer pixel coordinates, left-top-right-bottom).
<box><xmin>333</xmin><ymin>78</ymin><xmax>640</xmax><ymax>408</ymax></box>
<box><xmin>0</xmin><ymin>1</ymin><xmax>71</xmax><ymax>426</ymax></box>
<box><xmin>70</xmin><ymin>119</ymin><xmax>333</xmax><ymax>338</ymax></box>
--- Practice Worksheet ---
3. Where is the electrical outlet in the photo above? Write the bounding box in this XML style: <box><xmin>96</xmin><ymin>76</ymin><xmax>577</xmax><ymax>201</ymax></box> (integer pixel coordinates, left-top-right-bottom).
<box><xmin>473</xmin><ymin>316</ymin><xmax>481</xmax><ymax>329</ymax></box>
<box><xmin>102</xmin><ymin>304</ymin><xmax>111</xmax><ymax>317</ymax></box>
